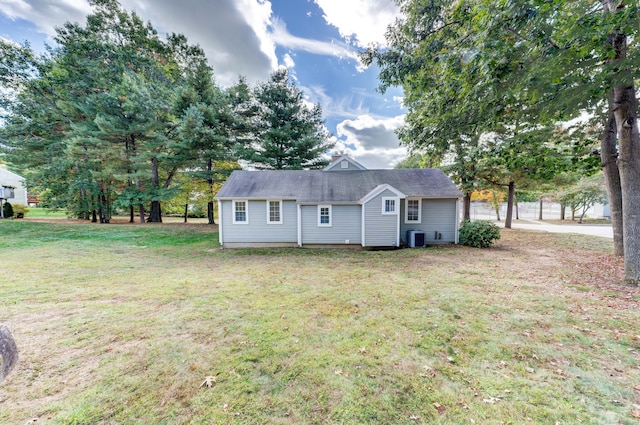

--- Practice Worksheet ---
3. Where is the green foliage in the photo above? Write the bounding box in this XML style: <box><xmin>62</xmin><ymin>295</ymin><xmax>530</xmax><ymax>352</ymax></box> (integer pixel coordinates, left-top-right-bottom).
<box><xmin>556</xmin><ymin>173</ymin><xmax>607</xmax><ymax>223</ymax></box>
<box><xmin>11</xmin><ymin>204</ymin><xmax>29</xmax><ymax>218</ymax></box>
<box><xmin>363</xmin><ymin>0</ymin><xmax>614</xmax><ymax>223</ymax></box>
<box><xmin>459</xmin><ymin>220</ymin><xmax>501</xmax><ymax>248</ymax></box>
<box><xmin>2</xmin><ymin>202</ymin><xmax>14</xmax><ymax>218</ymax></box>
<box><xmin>241</xmin><ymin>69</ymin><xmax>334</xmax><ymax>170</ymax></box>
<box><xmin>0</xmin><ymin>0</ymin><xmax>245</xmax><ymax>224</ymax></box>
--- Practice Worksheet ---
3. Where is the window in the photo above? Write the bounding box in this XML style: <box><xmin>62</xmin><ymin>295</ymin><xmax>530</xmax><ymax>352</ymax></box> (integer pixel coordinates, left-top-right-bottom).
<box><xmin>232</xmin><ymin>200</ymin><xmax>248</xmax><ymax>224</ymax></box>
<box><xmin>267</xmin><ymin>200</ymin><xmax>282</xmax><ymax>224</ymax></box>
<box><xmin>405</xmin><ymin>199</ymin><xmax>421</xmax><ymax>223</ymax></box>
<box><xmin>382</xmin><ymin>197</ymin><xmax>397</xmax><ymax>214</ymax></box>
<box><xmin>318</xmin><ymin>205</ymin><xmax>332</xmax><ymax>227</ymax></box>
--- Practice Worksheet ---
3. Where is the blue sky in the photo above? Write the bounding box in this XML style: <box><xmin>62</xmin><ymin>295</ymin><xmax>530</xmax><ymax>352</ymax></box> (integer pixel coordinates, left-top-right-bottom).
<box><xmin>0</xmin><ymin>0</ymin><xmax>408</xmax><ymax>168</ymax></box>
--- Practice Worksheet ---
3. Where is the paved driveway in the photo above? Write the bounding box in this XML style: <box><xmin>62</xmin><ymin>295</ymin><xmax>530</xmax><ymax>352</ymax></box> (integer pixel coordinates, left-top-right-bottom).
<box><xmin>495</xmin><ymin>220</ymin><xmax>613</xmax><ymax>239</ymax></box>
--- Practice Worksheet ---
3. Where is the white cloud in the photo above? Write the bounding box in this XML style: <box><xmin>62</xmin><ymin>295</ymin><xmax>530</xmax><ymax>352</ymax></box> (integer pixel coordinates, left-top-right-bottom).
<box><xmin>0</xmin><ymin>0</ymin><xmax>369</xmax><ymax>85</ymax></box>
<box><xmin>282</xmin><ymin>52</ymin><xmax>295</xmax><ymax>69</ymax></box>
<box><xmin>334</xmin><ymin>114</ymin><xmax>407</xmax><ymax>168</ymax></box>
<box><xmin>0</xmin><ymin>0</ymin><xmax>279</xmax><ymax>86</ymax></box>
<box><xmin>270</xmin><ymin>18</ymin><xmax>360</xmax><ymax>63</ymax></box>
<box><xmin>314</xmin><ymin>0</ymin><xmax>400</xmax><ymax>48</ymax></box>
<box><xmin>121</xmin><ymin>0</ymin><xmax>278</xmax><ymax>86</ymax></box>
<box><xmin>0</xmin><ymin>0</ymin><xmax>92</xmax><ymax>36</ymax></box>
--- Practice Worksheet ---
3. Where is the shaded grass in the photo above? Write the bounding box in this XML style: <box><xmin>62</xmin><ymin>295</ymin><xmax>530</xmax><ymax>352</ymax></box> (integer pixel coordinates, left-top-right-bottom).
<box><xmin>0</xmin><ymin>221</ymin><xmax>639</xmax><ymax>424</ymax></box>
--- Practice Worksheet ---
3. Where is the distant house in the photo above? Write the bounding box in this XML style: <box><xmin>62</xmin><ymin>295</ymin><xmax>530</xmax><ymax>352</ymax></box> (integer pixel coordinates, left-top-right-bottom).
<box><xmin>0</xmin><ymin>168</ymin><xmax>28</xmax><ymax>206</ymax></box>
<box><xmin>214</xmin><ymin>155</ymin><xmax>462</xmax><ymax>248</ymax></box>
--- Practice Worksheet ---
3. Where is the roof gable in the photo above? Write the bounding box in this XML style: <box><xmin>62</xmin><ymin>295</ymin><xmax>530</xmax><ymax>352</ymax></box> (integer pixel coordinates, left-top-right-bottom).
<box><xmin>324</xmin><ymin>155</ymin><xmax>367</xmax><ymax>171</ymax></box>
<box><xmin>360</xmin><ymin>184</ymin><xmax>406</xmax><ymax>204</ymax></box>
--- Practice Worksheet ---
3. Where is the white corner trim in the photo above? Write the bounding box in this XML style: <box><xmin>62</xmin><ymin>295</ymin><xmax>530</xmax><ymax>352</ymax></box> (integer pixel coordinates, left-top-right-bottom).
<box><xmin>297</xmin><ymin>204</ymin><xmax>302</xmax><ymax>247</ymax></box>
<box><xmin>218</xmin><ymin>200</ymin><xmax>223</xmax><ymax>246</ymax></box>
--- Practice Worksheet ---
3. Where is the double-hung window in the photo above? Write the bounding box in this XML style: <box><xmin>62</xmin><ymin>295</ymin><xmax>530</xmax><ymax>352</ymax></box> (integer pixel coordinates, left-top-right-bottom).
<box><xmin>405</xmin><ymin>199</ymin><xmax>421</xmax><ymax>223</ymax></box>
<box><xmin>382</xmin><ymin>197</ymin><xmax>397</xmax><ymax>215</ymax></box>
<box><xmin>233</xmin><ymin>200</ymin><xmax>248</xmax><ymax>224</ymax></box>
<box><xmin>267</xmin><ymin>200</ymin><xmax>282</xmax><ymax>224</ymax></box>
<box><xmin>318</xmin><ymin>205</ymin><xmax>332</xmax><ymax>227</ymax></box>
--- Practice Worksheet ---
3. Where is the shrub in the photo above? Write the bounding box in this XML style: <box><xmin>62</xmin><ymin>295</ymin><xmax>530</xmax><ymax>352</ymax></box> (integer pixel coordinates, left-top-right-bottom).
<box><xmin>459</xmin><ymin>220</ymin><xmax>501</xmax><ymax>248</ymax></box>
<box><xmin>12</xmin><ymin>204</ymin><xmax>29</xmax><ymax>218</ymax></box>
<box><xmin>2</xmin><ymin>202</ymin><xmax>14</xmax><ymax>218</ymax></box>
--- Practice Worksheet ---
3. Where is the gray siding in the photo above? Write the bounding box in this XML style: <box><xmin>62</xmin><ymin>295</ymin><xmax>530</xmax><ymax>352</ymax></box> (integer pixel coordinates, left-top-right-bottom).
<box><xmin>363</xmin><ymin>189</ymin><xmax>399</xmax><ymax>247</ymax></box>
<box><xmin>300</xmin><ymin>205</ymin><xmax>361</xmax><ymax>245</ymax></box>
<box><xmin>400</xmin><ymin>199</ymin><xmax>458</xmax><ymax>244</ymax></box>
<box><xmin>221</xmin><ymin>200</ymin><xmax>297</xmax><ymax>243</ymax></box>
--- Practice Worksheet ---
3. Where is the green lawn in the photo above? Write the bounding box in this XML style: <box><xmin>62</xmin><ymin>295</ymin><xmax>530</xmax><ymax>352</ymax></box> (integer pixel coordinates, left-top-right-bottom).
<box><xmin>0</xmin><ymin>220</ymin><xmax>638</xmax><ymax>424</ymax></box>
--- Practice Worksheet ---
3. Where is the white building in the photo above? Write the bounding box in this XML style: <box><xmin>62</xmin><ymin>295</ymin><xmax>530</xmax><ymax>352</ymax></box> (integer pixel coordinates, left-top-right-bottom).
<box><xmin>0</xmin><ymin>168</ymin><xmax>28</xmax><ymax>206</ymax></box>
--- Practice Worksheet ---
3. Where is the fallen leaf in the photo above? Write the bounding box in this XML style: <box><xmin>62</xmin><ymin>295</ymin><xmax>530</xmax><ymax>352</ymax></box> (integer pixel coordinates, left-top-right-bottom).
<box><xmin>433</xmin><ymin>402</ymin><xmax>446</xmax><ymax>414</ymax></box>
<box><xmin>631</xmin><ymin>410</ymin><xmax>640</xmax><ymax>419</ymax></box>
<box><xmin>200</xmin><ymin>376</ymin><xmax>217</xmax><ymax>388</ymax></box>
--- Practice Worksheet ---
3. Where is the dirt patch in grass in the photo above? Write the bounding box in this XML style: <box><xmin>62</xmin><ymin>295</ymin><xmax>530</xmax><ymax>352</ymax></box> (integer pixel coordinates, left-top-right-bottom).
<box><xmin>1</xmin><ymin>222</ymin><xmax>639</xmax><ymax>425</ymax></box>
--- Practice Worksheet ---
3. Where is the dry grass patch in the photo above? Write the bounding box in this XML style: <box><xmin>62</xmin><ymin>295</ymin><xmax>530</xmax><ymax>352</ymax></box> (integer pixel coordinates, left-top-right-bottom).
<box><xmin>0</xmin><ymin>221</ymin><xmax>638</xmax><ymax>424</ymax></box>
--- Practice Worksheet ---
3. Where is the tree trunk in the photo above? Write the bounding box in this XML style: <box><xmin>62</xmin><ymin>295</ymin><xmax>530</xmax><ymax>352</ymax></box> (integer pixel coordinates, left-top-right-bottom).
<box><xmin>560</xmin><ymin>204</ymin><xmax>566</xmax><ymax>220</ymax></box>
<box><xmin>538</xmin><ymin>198</ymin><xmax>543</xmax><ymax>221</ymax></box>
<box><xmin>515</xmin><ymin>197</ymin><xmax>519</xmax><ymax>220</ymax></box>
<box><xmin>462</xmin><ymin>191</ymin><xmax>471</xmax><ymax>221</ymax></box>
<box><xmin>149</xmin><ymin>201</ymin><xmax>162</xmax><ymax>223</ymax></box>
<box><xmin>605</xmin><ymin>0</ymin><xmax>639</xmax><ymax>283</ymax></box>
<box><xmin>207</xmin><ymin>158</ymin><xmax>216</xmax><ymax>224</ymax></box>
<box><xmin>148</xmin><ymin>157</ymin><xmax>162</xmax><ymax>223</ymax></box>
<box><xmin>601</xmin><ymin>102</ymin><xmax>624</xmax><ymax>256</ymax></box>
<box><xmin>138</xmin><ymin>203</ymin><xmax>145</xmax><ymax>224</ymax></box>
<box><xmin>184</xmin><ymin>203</ymin><xmax>188</xmax><ymax>223</ymax></box>
<box><xmin>207</xmin><ymin>201</ymin><xmax>215</xmax><ymax>225</ymax></box>
<box><xmin>131</xmin><ymin>135</ymin><xmax>145</xmax><ymax>224</ymax></box>
<box><xmin>613</xmin><ymin>84</ymin><xmax>640</xmax><ymax>284</ymax></box>
<box><xmin>129</xmin><ymin>205</ymin><xmax>134</xmax><ymax>223</ymax></box>
<box><xmin>504</xmin><ymin>181</ymin><xmax>515</xmax><ymax>229</ymax></box>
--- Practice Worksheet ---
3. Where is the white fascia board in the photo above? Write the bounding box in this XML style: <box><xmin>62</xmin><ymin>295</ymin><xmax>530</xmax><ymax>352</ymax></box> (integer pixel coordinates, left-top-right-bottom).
<box><xmin>359</xmin><ymin>184</ymin><xmax>406</xmax><ymax>205</ymax></box>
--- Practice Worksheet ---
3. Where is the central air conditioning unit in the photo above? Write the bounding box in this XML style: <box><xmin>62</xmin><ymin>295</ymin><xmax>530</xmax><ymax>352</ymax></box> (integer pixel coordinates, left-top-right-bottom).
<box><xmin>407</xmin><ymin>230</ymin><xmax>426</xmax><ymax>248</ymax></box>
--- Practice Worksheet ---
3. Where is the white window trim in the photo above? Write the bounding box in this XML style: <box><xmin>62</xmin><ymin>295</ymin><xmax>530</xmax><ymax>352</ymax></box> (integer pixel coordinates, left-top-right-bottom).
<box><xmin>317</xmin><ymin>204</ymin><xmax>332</xmax><ymax>227</ymax></box>
<box><xmin>382</xmin><ymin>197</ymin><xmax>398</xmax><ymax>215</ymax></box>
<box><xmin>232</xmin><ymin>200</ymin><xmax>249</xmax><ymax>224</ymax></box>
<box><xmin>266</xmin><ymin>200</ymin><xmax>283</xmax><ymax>224</ymax></box>
<box><xmin>405</xmin><ymin>198</ymin><xmax>422</xmax><ymax>224</ymax></box>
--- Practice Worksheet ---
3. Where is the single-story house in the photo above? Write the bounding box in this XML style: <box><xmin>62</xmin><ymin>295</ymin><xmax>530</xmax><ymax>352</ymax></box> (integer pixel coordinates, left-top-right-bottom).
<box><xmin>214</xmin><ymin>155</ymin><xmax>462</xmax><ymax>248</ymax></box>
<box><xmin>0</xmin><ymin>168</ymin><xmax>28</xmax><ymax>206</ymax></box>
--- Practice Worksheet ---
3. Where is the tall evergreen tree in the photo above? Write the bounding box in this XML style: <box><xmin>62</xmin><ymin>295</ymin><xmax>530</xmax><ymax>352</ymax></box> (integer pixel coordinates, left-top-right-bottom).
<box><xmin>243</xmin><ymin>69</ymin><xmax>334</xmax><ymax>170</ymax></box>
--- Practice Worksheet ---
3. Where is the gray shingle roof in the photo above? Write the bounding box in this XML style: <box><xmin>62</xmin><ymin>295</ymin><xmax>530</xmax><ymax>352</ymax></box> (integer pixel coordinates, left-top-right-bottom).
<box><xmin>215</xmin><ymin>169</ymin><xmax>462</xmax><ymax>203</ymax></box>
